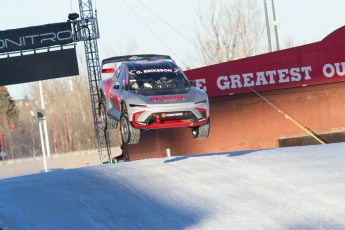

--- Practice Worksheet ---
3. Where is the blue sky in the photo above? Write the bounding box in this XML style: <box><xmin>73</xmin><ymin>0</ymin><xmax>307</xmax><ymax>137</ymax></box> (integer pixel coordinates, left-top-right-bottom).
<box><xmin>2</xmin><ymin>0</ymin><xmax>345</xmax><ymax>99</ymax></box>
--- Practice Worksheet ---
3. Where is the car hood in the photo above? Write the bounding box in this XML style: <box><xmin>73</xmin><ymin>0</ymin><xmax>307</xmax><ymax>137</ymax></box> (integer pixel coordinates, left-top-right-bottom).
<box><xmin>126</xmin><ymin>87</ymin><xmax>205</xmax><ymax>105</ymax></box>
<box><xmin>137</xmin><ymin>87</ymin><xmax>190</xmax><ymax>96</ymax></box>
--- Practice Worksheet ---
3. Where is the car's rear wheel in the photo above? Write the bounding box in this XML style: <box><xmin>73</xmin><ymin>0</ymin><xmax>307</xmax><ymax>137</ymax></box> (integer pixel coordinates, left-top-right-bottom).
<box><xmin>99</xmin><ymin>102</ymin><xmax>107</xmax><ymax>131</ymax></box>
<box><xmin>120</xmin><ymin>113</ymin><xmax>140</xmax><ymax>144</ymax></box>
<box><xmin>192</xmin><ymin>119</ymin><xmax>210</xmax><ymax>140</ymax></box>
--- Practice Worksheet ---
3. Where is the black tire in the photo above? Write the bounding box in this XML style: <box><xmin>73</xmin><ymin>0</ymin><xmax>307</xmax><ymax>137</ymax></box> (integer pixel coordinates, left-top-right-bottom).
<box><xmin>120</xmin><ymin>113</ymin><xmax>140</xmax><ymax>144</ymax></box>
<box><xmin>99</xmin><ymin>102</ymin><xmax>107</xmax><ymax>131</ymax></box>
<box><xmin>100</xmin><ymin>93</ymin><xmax>118</xmax><ymax>130</ymax></box>
<box><xmin>192</xmin><ymin>119</ymin><xmax>210</xmax><ymax>140</ymax></box>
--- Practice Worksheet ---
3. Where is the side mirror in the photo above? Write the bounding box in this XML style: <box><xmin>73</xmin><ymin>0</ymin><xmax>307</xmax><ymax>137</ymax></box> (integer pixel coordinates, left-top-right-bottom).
<box><xmin>113</xmin><ymin>82</ymin><xmax>120</xmax><ymax>90</ymax></box>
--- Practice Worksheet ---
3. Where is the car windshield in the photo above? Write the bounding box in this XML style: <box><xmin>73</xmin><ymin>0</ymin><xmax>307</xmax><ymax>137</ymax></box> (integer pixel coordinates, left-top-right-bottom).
<box><xmin>128</xmin><ymin>68</ymin><xmax>189</xmax><ymax>90</ymax></box>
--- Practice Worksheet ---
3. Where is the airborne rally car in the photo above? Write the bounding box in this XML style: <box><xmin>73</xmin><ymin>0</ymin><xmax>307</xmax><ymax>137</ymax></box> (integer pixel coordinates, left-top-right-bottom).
<box><xmin>99</xmin><ymin>54</ymin><xmax>210</xmax><ymax>144</ymax></box>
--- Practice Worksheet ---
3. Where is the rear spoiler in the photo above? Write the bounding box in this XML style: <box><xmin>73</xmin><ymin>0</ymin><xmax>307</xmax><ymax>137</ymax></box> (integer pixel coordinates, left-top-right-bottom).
<box><xmin>101</xmin><ymin>54</ymin><xmax>173</xmax><ymax>74</ymax></box>
<box><xmin>101</xmin><ymin>54</ymin><xmax>172</xmax><ymax>65</ymax></box>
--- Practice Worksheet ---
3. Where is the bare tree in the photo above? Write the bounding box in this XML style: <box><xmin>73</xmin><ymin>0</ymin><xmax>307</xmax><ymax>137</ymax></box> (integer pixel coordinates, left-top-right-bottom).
<box><xmin>9</xmin><ymin>76</ymin><xmax>102</xmax><ymax>157</ymax></box>
<box><xmin>0</xmin><ymin>87</ymin><xmax>18</xmax><ymax>159</ymax></box>
<box><xmin>12</xmin><ymin>99</ymin><xmax>41</xmax><ymax>158</ymax></box>
<box><xmin>0</xmin><ymin>86</ymin><xmax>17</xmax><ymax>119</ymax></box>
<box><xmin>283</xmin><ymin>35</ymin><xmax>298</xmax><ymax>49</ymax></box>
<box><xmin>195</xmin><ymin>0</ymin><xmax>265</xmax><ymax>65</ymax></box>
<box><xmin>39</xmin><ymin>77</ymin><xmax>97</xmax><ymax>152</ymax></box>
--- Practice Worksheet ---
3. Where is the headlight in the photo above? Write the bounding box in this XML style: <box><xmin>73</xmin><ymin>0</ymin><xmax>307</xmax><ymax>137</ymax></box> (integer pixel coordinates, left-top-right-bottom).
<box><xmin>195</xmin><ymin>100</ymin><xmax>207</xmax><ymax>104</ymax></box>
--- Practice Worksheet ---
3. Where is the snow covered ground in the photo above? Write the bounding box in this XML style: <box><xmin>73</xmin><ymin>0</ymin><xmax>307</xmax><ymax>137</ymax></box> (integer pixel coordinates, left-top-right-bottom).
<box><xmin>1</xmin><ymin>143</ymin><xmax>345</xmax><ymax>230</ymax></box>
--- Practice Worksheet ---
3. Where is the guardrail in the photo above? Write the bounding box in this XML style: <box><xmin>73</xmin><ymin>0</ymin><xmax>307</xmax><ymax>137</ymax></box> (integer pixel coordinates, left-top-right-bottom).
<box><xmin>0</xmin><ymin>147</ymin><xmax>122</xmax><ymax>179</ymax></box>
<box><xmin>0</xmin><ymin>148</ymin><xmax>99</xmax><ymax>165</ymax></box>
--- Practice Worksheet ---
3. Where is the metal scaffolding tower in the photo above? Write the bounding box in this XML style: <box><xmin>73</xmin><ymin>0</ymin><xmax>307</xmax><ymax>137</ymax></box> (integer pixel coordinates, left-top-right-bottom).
<box><xmin>71</xmin><ymin>0</ymin><xmax>112</xmax><ymax>163</ymax></box>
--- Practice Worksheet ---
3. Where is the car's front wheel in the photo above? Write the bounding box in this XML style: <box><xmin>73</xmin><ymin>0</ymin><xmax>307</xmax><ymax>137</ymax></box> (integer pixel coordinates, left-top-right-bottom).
<box><xmin>120</xmin><ymin>113</ymin><xmax>141</xmax><ymax>144</ymax></box>
<box><xmin>192</xmin><ymin>119</ymin><xmax>210</xmax><ymax>140</ymax></box>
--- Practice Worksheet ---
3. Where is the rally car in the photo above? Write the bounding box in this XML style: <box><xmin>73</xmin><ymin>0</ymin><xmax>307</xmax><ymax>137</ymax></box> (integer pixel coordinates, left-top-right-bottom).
<box><xmin>99</xmin><ymin>54</ymin><xmax>210</xmax><ymax>144</ymax></box>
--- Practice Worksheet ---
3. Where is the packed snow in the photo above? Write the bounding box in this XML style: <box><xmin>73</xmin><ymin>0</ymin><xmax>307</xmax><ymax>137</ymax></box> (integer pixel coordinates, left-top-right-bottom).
<box><xmin>1</xmin><ymin>143</ymin><xmax>345</xmax><ymax>229</ymax></box>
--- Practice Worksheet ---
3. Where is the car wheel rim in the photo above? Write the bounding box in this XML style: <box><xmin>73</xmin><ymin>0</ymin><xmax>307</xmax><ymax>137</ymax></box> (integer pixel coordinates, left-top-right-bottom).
<box><xmin>192</xmin><ymin>128</ymin><xmax>198</xmax><ymax>137</ymax></box>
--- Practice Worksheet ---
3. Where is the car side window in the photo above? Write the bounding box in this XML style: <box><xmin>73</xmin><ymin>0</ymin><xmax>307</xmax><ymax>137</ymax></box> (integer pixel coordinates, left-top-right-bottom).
<box><xmin>117</xmin><ymin>66</ymin><xmax>126</xmax><ymax>90</ymax></box>
<box><xmin>113</xmin><ymin>67</ymin><xmax>121</xmax><ymax>81</ymax></box>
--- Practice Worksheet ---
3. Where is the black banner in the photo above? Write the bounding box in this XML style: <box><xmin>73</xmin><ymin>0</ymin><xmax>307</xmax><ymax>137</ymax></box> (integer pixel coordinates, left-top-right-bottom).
<box><xmin>0</xmin><ymin>22</ymin><xmax>73</xmax><ymax>53</ymax></box>
<box><xmin>0</xmin><ymin>48</ymin><xmax>79</xmax><ymax>86</ymax></box>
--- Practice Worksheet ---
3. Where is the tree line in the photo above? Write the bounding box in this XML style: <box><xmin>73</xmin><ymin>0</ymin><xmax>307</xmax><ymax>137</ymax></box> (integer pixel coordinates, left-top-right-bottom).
<box><xmin>0</xmin><ymin>77</ymin><xmax>111</xmax><ymax>159</ymax></box>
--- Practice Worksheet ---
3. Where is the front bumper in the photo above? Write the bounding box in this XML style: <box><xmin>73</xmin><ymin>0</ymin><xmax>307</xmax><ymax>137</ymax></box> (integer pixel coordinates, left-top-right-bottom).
<box><xmin>129</xmin><ymin>104</ymin><xmax>209</xmax><ymax>129</ymax></box>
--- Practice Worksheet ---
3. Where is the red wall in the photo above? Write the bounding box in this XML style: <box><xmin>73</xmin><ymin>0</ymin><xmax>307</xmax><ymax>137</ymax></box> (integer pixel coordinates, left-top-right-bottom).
<box><xmin>127</xmin><ymin>82</ymin><xmax>345</xmax><ymax>160</ymax></box>
<box><xmin>185</xmin><ymin>26</ymin><xmax>345</xmax><ymax>96</ymax></box>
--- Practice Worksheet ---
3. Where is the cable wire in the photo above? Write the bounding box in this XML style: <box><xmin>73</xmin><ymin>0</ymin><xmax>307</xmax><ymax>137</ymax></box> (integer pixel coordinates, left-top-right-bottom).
<box><xmin>70</xmin><ymin>0</ymin><xmax>73</xmax><ymax>12</ymax></box>
<box><xmin>124</xmin><ymin>0</ymin><xmax>327</xmax><ymax>144</ymax></box>
<box><xmin>136</xmin><ymin>0</ymin><xmax>200</xmax><ymax>51</ymax></box>
<box><xmin>121</xmin><ymin>0</ymin><xmax>184</xmax><ymax>65</ymax></box>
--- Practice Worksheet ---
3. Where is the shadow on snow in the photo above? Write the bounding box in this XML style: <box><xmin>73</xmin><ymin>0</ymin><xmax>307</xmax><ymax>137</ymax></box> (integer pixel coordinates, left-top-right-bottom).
<box><xmin>0</xmin><ymin>167</ymin><xmax>205</xmax><ymax>230</ymax></box>
<box><xmin>164</xmin><ymin>149</ymin><xmax>262</xmax><ymax>163</ymax></box>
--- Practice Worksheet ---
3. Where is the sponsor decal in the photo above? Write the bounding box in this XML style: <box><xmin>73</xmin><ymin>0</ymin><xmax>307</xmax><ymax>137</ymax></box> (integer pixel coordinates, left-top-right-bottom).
<box><xmin>184</xmin><ymin>27</ymin><xmax>345</xmax><ymax>97</ymax></box>
<box><xmin>149</xmin><ymin>95</ymin><xmax>186</xmax><ymax>102</ymax></box>
<box><xmin>188</xmin><ymin>62</ymin><xmax>345</xmax><ymax>96</ymax></box>
<box><xmin>174</xmin><ymin>68</ymin><xmax>183</xmax><ymax>74</ymax></box>
<box><xmin>0</xmin><ymin>22</ymin><xmax>73</xmax><ymax>53</ymax></box>
<box><xmin>135</xmin><ymin>60</ymin><xmax>162</xmax><ymax>64</ymax></box>
<box><xmin>216</xmin><ymin>66</ymin><xmax>312</xmax><ymax>90</ymax></box>
<box><xmin>143</xmin><ymin>69</ymin><xmax>173</xmax><ymax>74</ymax></box>
<box><xmin>163</xmin><ymin>99</ymin><xmax>176</xmax><ymax>103</ymax></box>
<box><xmin>134</xmin><ymin>68</ymin><xmax>181</xmax><ymax>76</ymax></box>
<box><xmin>162</xmin><ymin>112</ymin><xmax>184</xmax><ymax>118</ymax></box>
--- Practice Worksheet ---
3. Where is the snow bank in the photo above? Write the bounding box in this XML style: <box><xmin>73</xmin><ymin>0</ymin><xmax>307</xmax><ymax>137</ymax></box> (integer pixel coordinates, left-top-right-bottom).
<box><xmin>0</xmin><ymin>143</ymin><xmax>345</xmax><ymax>229</ymax></box>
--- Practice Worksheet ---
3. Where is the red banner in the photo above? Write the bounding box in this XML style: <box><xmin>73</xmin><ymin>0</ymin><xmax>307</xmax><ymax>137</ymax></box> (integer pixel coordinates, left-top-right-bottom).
<box><xmin>185</xmin><ymin>26</ymin><xmax>345</xmax><ymax>97</ymax></box>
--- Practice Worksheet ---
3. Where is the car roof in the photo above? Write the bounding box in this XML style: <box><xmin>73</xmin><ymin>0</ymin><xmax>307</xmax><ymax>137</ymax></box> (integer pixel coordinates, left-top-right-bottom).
<box><xmin>102</xmin><ymin>54</ymin><xmax>172</xmax><ymax>65</ymax></box>
<box><xmin>101</xmin><ymin>54</ymin><xmax>179</xmax><ymax>77</ymax></box>
<box><xmin>126</xmin><ymin>59</ymin><xmax>177</xmax><ymax>71</ymax></box>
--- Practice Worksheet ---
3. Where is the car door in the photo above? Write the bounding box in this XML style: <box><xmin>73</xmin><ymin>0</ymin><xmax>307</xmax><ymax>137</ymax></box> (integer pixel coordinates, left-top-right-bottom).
<box><xmin>108</xmin><ymin>65</ymin><xmax>127</xmax><ymax>120</ymax></box>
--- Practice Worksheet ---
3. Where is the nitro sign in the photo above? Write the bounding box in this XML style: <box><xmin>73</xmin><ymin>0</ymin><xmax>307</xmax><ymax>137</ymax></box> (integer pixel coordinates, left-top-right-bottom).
<box><xmin>0</xmin><ymin>22</ymin><xmax>73</xmax><ymax>53</ymax></box>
